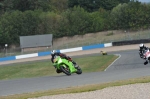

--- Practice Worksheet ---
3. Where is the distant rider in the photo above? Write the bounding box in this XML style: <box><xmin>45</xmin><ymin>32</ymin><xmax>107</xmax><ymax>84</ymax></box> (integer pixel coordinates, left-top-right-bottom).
<box><xmin>139</xmin><ymin>43</ymin><xmax>149</xmax><ymax>58</ymax></box>
<box><xmin>51</xmin><ymin>50</ymin><xmax>78</xmax><ymax>73</ymax></box>
<box><xmin>139</xmin><ymin>43</ymin><xmax>150</xmax><ymax>65</ymax></box>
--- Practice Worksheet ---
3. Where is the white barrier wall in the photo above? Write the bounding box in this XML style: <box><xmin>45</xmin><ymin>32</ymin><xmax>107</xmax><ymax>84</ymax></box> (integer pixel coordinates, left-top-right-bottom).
<box><xmin>104</xmin><ymin>43</ymin><xmax>112</xmax><ymax>47</ymax></box>
<box><xmin>16</xmin><ymin>53</ymin><xmax>38</xmax><ymax>59</ymax></box>
<box><xmin>60</xmin><ymin>47</ymin><xmax>82</xmax><ymax>53</ymax></box>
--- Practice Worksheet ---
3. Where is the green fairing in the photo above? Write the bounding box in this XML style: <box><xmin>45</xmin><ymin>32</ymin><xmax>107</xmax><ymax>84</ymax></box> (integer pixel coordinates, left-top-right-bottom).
<box><xmin>53</xmin><ymin>56</ymin><xmax>77</xmax><ymax>73</ymax></box>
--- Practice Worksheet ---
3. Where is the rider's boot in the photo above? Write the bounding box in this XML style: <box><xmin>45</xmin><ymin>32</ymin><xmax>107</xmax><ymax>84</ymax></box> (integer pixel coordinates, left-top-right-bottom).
<box><xmin>72</xmin><ymin>61</ymin><xmax>79</xmax><ymax>69</ymax></box>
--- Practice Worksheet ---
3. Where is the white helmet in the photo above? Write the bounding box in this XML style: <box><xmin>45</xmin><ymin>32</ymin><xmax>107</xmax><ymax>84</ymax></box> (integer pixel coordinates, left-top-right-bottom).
<box><xmin>51</xmin><ymin>50</ymin><xmax>56</xmax><ymax>55</ymax></box>
<box><xmin>139</xmin><ymin>43</ymin><xmax>144</xmax><ymax>48</ymax></box>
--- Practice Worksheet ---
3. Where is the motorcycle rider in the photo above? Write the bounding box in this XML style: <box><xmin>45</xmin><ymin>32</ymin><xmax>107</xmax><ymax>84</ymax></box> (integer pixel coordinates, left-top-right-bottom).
<box><xmin>51</xmin><ymin>50</ymin><xmax>79</xmax><ymax>73</ymax></box>
<box><xmin>139</xmin><ymin>43</ymin><xmax>149</xmax><ymax>58</ymax></box>
<box><xmin>139</xmin><ymin>43</ymin><xmax>150</xmax><ymax>65</ymax></box>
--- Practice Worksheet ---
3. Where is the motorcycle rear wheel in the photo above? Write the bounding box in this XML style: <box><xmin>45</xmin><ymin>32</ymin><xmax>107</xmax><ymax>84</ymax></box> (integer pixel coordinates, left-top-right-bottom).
<box><xmin>76</xmin><ymin>67</ymin><xmax>82</xmax><ymax>74</ymax></box>
<box><xmin>60</xmin><ymin>65</ymin><xmax>71</xmax><ymax>76</ymax></box>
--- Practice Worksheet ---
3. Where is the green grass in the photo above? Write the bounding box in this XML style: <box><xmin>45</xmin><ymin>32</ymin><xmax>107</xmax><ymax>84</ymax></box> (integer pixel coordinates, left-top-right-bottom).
<box><xmin>0</xmin><ymin>61</ymin><xmax>55</xmax><ymax>80</ymax></box>
<box><xmin>0</xmin><ymin>55</ymin><xmax>118</xmax><ymax>80</ymax></box>
<box><xmin>74</xmin><ymin>55</ymin><xmax>116</xmax><ymax>72</ymax></box>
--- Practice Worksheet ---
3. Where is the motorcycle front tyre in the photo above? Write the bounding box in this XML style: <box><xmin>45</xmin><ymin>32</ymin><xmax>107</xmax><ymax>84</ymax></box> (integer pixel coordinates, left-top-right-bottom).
<box><xmin>60</xmin><ymin>65</ymin><xmax>71</xmax><ymax>76</ymax></box>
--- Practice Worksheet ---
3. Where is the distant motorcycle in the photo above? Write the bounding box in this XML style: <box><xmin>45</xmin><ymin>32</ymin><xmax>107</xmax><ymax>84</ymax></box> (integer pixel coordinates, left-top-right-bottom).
<box><xmin>142</xmin><ymin>49</ymin><xmax>150</xmax><ymax>65</ymax></box>
<box><xmin>53</xmin><ymin>56</ymin><xmax>82</xmax><ymax>76</ymax></box>
<box><xmin>139</xmin><ymin>48</ymin><xmax>146</xmax><ymax>59</ymax></box>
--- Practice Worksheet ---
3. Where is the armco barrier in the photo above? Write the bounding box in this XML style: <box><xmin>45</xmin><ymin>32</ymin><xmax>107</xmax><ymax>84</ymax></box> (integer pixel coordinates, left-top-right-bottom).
<box><xmin>0</xmin><ymin>43</ymin><xmax>112</xmax><ymax>62</ymax></box>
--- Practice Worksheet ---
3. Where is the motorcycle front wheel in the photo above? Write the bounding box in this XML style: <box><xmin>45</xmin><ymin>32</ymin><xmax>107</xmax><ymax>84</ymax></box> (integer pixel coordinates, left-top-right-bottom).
<box><xmin>60</xmin><ymin>65</ymin><xmax>71</xmax><ymax>76</ymax></box>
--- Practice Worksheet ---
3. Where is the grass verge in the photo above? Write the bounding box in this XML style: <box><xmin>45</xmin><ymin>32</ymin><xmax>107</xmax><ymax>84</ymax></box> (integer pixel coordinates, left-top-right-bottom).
<box><xmin>1</xmin><ymin>76</ymin><xmax>150</xmax><ymax>99</ymax></box>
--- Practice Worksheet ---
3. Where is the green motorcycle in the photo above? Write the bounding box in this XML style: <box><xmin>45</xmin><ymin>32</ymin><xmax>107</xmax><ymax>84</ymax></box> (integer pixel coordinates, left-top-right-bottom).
<box><xmin>53</xmin><ymin>56</ymin><xmax>82</xmax><ymax>76</ymax></box>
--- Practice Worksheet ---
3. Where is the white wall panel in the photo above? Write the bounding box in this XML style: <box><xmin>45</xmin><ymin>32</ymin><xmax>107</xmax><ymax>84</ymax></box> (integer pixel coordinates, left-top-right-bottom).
<box><xmin>16</xmin><ymin>53</ymin><xmax>38</xmax><ymax>59</ymax></box>
<box><xmin>60</xmin><ymin>47</ymin><xmax>82</xmax><ymax>53</ymax></box>
<box><xmin>104</xmin><ymin>43</ymin><xmax>112</xmax><ymax>47</ymax></box>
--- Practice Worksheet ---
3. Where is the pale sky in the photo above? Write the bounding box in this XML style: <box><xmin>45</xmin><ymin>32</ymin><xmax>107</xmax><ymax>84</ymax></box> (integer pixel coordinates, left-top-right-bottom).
<box><xmin>138</xmin><ymin>0</ymin><xmax>150</xmax><ymax>3</ymax></box>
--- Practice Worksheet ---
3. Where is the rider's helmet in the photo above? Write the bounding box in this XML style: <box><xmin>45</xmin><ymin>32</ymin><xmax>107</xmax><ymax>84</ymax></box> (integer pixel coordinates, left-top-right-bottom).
<box><xmin>51</xmin><ymin>50</ymin><xmax>56</xmax><ymax>55</ymax></box>
<box><xmin>139</xmin><ymin>43</ymin><xmax>144</xmax><ymax>49</ymax></box>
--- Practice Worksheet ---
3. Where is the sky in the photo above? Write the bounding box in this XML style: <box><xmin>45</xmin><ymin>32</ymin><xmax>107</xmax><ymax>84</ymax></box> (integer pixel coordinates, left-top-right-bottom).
<box><xmin>138</xmin><ymin>0</ymin><xmax>150</xmax><ymax>3</ymax></box>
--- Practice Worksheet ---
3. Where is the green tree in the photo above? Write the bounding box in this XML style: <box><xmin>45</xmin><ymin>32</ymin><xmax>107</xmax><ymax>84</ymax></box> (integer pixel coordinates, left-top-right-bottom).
<box><xmin>110</xmin><ymin>0</ymin><xmax>150</xmax><ymax>30</ymax></box>
<box><xmin>89</xmin><ymin>8</ymin><xmax>107</xmax><ymax>32</ymax></box>
<box><xmin>21</xmin><ymin>10</ymin><xmax>41</xmax><ymax>36</ymax></box>
<box><xmin>12</xmin><ymin>0</ymin><xmax>52</xmax><ymax>12</ymax></box>
<box><xmin>68</xmin><ymin>0</ymin><xmax>130</xmax><ymax>12</ymax></box>
<box><xmin>0</xmin><ymin>11</ymin><xmax>22</xmax><ymax>45</ymax></box>
<box><xmin>0</xmin><ymin>0</ymin><xmax>13</xmax><ymax>14</ymax></box>
<box><xmin>0</xmin><ymin>10</ymin><xmax>41</xmax><ymax>45</ymax></box>
<box><xmin>50</xmin><ymin>0</ymin><xmax>68</xmax><ymax>13</ymax></box>
<box><xmin>59</xmin><ymin>6</ymin><xmax>92</xmax><ymax>37</ymax></box>
<box><xmin>38</xmin><ymin>12</ymin><xmax>62</xmax><ymax>37</ymax></box>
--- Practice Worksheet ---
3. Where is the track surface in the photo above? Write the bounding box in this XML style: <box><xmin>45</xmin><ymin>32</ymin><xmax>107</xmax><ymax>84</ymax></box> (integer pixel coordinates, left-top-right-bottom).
<box><xmin>0</xmin><ymin>50</ymin><xmax>150</xmax><ymax>96</ymax></box>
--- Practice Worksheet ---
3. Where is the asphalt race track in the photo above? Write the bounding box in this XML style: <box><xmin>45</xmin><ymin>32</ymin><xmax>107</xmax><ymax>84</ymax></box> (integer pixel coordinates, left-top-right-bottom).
<box><xmin>0</xmin><ymin>50</ymin><xmax>150</xmax><ymax>96</ymax></box>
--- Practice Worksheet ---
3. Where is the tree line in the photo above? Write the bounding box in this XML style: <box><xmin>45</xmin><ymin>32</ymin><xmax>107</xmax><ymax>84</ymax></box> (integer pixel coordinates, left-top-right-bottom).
<box><xmin>0</xmin><ymin>0</ymin><xmax>150</xmax><ymax>47</ymax></box>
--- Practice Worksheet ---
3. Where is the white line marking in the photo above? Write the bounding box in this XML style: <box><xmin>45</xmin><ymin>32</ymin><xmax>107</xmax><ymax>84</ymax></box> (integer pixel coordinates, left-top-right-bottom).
<box><xmin>104</xmin><ymin>54</ymin><xmax>121</xmax><ymax>71</ymax></box>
